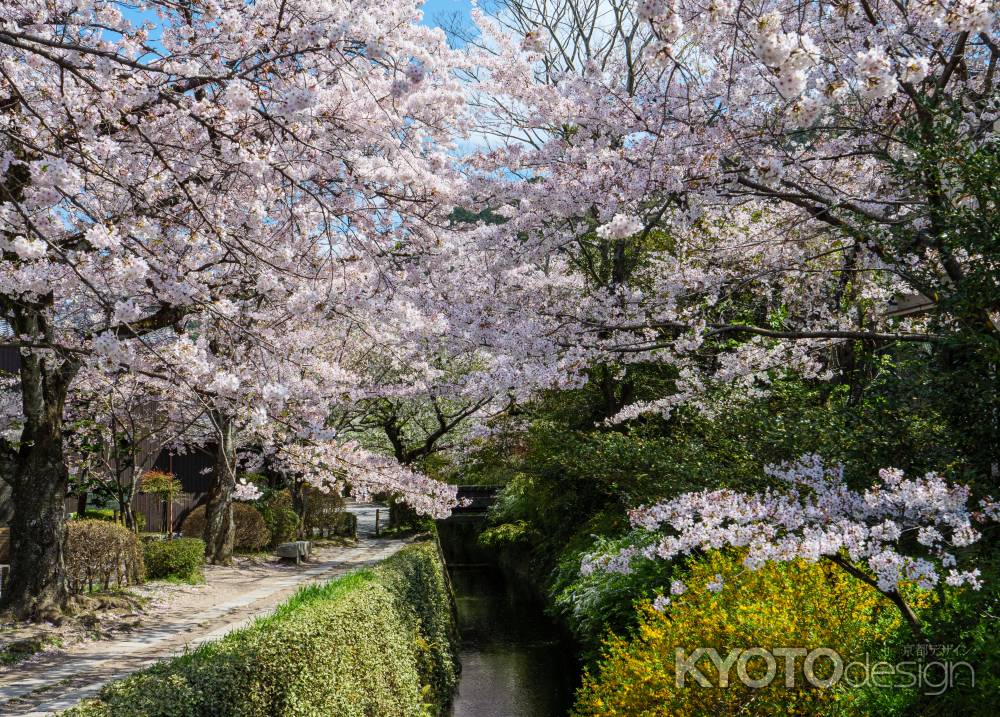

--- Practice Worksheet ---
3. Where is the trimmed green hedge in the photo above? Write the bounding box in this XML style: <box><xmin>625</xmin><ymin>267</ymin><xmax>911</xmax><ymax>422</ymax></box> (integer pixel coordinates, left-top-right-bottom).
<box><xmin>181</xmin><ymin>503</ymin><xmax>270</xmax><ymax>552</ymax></box>
<box><xmin>65</xmin><ymin>520</ymin><xmax>144</xmax><ymax>593</ymax></box>
<box><xmin>259</xmin><ymin>491</ymin><xmax>301</xmax><ymax>548</ymax></box>
<box><xmin>143</xmin><ymin>538</ymin><xmax>205</xmax><ymax>581</ymax></box>
<box><xmin>63</xmin><ymin>541</ymin><xmax>458</xmax><ymax>717</ymax></box>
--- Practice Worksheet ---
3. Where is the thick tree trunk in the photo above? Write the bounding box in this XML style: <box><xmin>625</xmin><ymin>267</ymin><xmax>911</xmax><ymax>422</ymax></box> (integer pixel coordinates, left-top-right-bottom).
<box><xmin>2</xmin><ymin>307</ymin><xmax>78</xmax><ymax>618</ymax></box>
<box><xmin>6</xmin><ymin>455</ymin><xmax>68</xmax><ymax>619</ymax></box>
<box><xmin>203</xmin><ymin>411</ymin><xmax>236</xmax><ymax>565</ymax></box>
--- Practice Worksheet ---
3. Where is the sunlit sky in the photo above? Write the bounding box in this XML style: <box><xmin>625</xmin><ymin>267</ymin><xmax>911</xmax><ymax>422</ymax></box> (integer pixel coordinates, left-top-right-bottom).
<box><xmin>120</xmin><ymin>1</ymin><xmax>479</xmax><ymax>46</ymax></box>
<box><xmin>422</xmin><ymin>0</ymin><xmax>474</xmax><ymax>27</ymax></box>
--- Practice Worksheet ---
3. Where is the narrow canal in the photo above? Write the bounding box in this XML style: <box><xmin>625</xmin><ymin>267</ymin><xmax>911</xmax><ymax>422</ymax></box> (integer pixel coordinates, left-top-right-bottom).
<box><xmin>440</xmin><ymin>522</ymin><xmax>578</xmax><ymax>717</ymax></box>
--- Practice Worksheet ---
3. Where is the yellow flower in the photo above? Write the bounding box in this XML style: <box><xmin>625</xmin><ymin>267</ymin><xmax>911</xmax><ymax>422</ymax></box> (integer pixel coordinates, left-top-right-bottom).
<box><xmin>573</xmin><ymin>550</ymin><xmax>908</xmax><ymax>717</ymax></box>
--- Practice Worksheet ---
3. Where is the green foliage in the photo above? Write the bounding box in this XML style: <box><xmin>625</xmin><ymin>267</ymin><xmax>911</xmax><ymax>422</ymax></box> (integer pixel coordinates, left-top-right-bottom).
<box><xmin>65</xmin><ymin>520</ymin><xmax>144</xmax><ymax>594</ymax></box>
<box><xmin>550</xmin><ymin>531</ymin><xmax>675</xmax><ymax>661</ymax></box>
<box><xmin>143</xmin><ymin>538</ymin><xmax>205</xmax><ymax>582</ymax></box>
<box><xmin>913</xmin><ymin>560</ymin><xmax>1000</xmax><ymax>716</ymax></box>
<box><xmin>848</xmin><ymin>546</ymin><xmax>1000</xmax><ymax>717</ymax></box>
<box><xmin>301</xmin><ymin>487</ymin><xmax>346</xmax><ymax>537</ymax></box>
<box><xmin>181</xmin><ymin>503</ymin><xmax>270</xmax><ymax>552</ymax></box>
<box><xmin>478</xmin><ymin>520</ymin><xmax>534</xmax><ymax>548</ymax></box>
<box><xmin>258</xmin><ymin>491</ymin><xmax>301</xmax><ymax>547</ymax></box>
<box><xmin>75</xmin><ymin>508</ymin><xmax>116</xmax><ymax>522</ymax></box>
<box><xmin>140</xmin><ymin>471</ymin><xmax>183</xmax><ymax>499</ymax></box>
<box><xmin>374</xmin><ymin>541</ymin><xmax>459</xmax><ymax>706</ymax></box>
<box><xmin>62</xmin><ymin>542</ymin><xmax>458</xmax><ymax>717</ymax></box>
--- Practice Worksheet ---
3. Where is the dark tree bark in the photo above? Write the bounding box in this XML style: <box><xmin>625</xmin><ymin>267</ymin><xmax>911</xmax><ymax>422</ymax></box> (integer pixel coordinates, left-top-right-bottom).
<box><xmin>203</xmin><ymin>410</ymin><xmax>236</xmax><ymax>565</ymax></box>
<box><xmin>2</xmin><ymin>306</ymin><xmax>79</xmax><ymax>619</ymax></box>
<box><xmin>0</xmin><ymin>475</ymin><xmax>13</xmax><ymax>525</ymax></box>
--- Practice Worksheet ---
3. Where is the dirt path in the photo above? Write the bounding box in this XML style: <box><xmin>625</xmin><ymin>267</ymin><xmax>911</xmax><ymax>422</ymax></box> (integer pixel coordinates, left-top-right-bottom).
<box><xmin>0</xmin><ymin>533</ymin><xmax>405</xmax><ymax>716</ymax></box>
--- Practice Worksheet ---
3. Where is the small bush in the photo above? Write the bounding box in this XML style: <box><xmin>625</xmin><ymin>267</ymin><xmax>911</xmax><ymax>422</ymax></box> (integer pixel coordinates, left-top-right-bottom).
<box><xmin>259</xmin><ymin>491</ymin><xmax>301</xmax><ymax>547</ymax></box>
<box><xmin>301</xmin><ymin>487</ymin><xmax>346</xmax><ymax>537</ymax></box>
<box><xmin>573</xmin><ymin>550</ymin><xmax>919</xmax><ymax>717</ymax></box>
<box><xmin>64</xmin><ymin>541</ymin><xmax>458</xmax><ymax>717</ymax></box>
<box><xmin>181</xmin><ymin>503</ymin><xmax>270</xmax><ymax>552</ymax></box>
<box><xmin>65</xmin><ymin>520</ymin><xmax>144</xmax><ymax>594</ymax></box>
<box><xmin>143</xmin><ymin>538</ymin><xmax>205</xmax><ymax>581</ymax></box>
<box><xmin>478</xmin><ymin>519</ymin><xmax>534</xmax><ymax>548</ymax></box>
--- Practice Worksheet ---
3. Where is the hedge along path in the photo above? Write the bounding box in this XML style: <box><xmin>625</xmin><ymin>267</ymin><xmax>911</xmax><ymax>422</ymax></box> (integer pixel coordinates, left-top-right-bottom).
<box><xmin>60</xmin><ymin>541</ymin><xmax>459</xmax><ymax>717</ymax></box>
<box><xmin>0</xmin><ymin>536</ymin><xmax>407</xmax><ymax>716</ymax></box>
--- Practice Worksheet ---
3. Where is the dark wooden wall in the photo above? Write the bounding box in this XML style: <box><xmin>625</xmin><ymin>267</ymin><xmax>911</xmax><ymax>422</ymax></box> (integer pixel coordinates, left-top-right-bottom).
<box><xmin>0</xmin><ymin>345</ymin><xmax>20</xmax><ymax>374</ymax></box>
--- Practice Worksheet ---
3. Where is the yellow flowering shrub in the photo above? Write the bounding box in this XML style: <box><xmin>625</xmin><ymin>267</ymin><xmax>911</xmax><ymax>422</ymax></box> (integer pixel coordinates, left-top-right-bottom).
<box><xmin>573</xmin><ymin>550</ymin><xmax>927</xmax><ymax>717</ymax></box>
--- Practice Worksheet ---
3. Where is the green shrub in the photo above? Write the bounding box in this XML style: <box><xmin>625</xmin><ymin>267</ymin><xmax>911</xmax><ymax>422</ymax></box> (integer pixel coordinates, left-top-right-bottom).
<box><xmin>301</xmin><ymin>487</ymin><xmax>346</xmax><ymax>537</ymax></box>
<box><xmin>573</xmin><ymin>550</ymin><xmax>922</xmax><ymax>717</ymax></box>
<box><xmin>63</xmin><ymin>541</ymin><xmax>458</xmax><ymax>717</ymax></box>
<box><xmin>180</xmin><ymin>503</ymin><xmax>269</xmax><ymax>552</ymax></box>
<box><xmin>143</xmin><ymin>538</ymin><xmax>205</xmax><ymax>581</ymax></box>
<box><xmin>478</xmin><ymin>519</ymin><xmax>534</xmax><ymax>548</ymax></box>
<box><xmin>375</xmin><ymin>540</ymin><xmax>458</xmax><ymax>705</ymax></box>
<box><xmin>78</xmin><ymin>508</ymin><xmax>116</xmax><ymax>522</ymax></box>
<box><xmin>550</xmin><ymin>530</ymin><xmax>675</xmax><ymax>660</ymax></box>
<box><xmin>259</xmin><ymin>491</ymin><xmax>301</xmax><ymax>547</ymax></box>
<box><xmin>65</xmin><ymin>520</ymin><xmax>144</xmax><ymax>594</ymax></box>
<box><xmin>334</xmin><ymin>511</ymin><xmax>358</xmax><ymax>538</ymax></box>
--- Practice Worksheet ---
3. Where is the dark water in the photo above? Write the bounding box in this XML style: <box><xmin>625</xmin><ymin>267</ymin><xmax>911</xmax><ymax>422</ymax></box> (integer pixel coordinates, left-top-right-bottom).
<box><xmin>446</xmin><ymin>566</ymin><xmax>577</xmax><ymax>717</ymax></box>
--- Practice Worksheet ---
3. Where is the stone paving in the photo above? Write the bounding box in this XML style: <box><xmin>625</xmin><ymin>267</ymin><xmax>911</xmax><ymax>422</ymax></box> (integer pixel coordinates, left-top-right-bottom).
<box><xmin>0</xmin><ymin>503</ymin><xmax>396</xmax><ymax>716</ymax></box>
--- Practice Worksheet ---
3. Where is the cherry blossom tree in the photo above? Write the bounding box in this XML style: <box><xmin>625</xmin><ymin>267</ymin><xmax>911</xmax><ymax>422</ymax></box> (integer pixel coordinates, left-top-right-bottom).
<box><xmin>65</xmin><ymin>368</ymin><xmax>196</xmax><ymax>530</ymax></box>
<box><xmin>450</xmin><ymin>0</ymin><xmax>999</xmax><ymax>425</ymax></box>
<box><xmin>0</xmin><ymin>0</ymin><xmax>465</xmax><ymax>615</ymax></box>
<box><xmin>437</xmin><ymin>2</ymin><xmax>999</xmax><ymax>623</ymax></box>
<box><xmin>586</xmin><ymin>454</ymin><xmax>998</xmax><ymax>629</ymax></box>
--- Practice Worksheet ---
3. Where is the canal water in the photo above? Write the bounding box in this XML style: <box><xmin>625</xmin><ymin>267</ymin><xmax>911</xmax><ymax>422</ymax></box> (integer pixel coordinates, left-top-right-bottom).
<box><xmin>445</xmin><ymin>563</ymin><xmax>578</xmax><ymax>717</ymax></box>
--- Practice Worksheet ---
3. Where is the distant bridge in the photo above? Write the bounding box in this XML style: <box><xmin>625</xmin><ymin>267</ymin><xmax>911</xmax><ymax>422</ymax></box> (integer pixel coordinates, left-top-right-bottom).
<box><xmin>438</xmin><ymin>485</ymin><xmax>502</xmax><ymax>565</ymax></box>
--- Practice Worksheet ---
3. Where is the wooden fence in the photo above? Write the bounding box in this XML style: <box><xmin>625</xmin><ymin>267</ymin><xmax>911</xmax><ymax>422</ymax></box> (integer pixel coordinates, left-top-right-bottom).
<box><xmin>64</xmin><ymin>492</ymin><xmax>206</xmax><ymax>533</ymax></box>
<box><xmin>133</xmin><ymin>492</ymin><xmax>205</xmax><ymax>533</ymax></box>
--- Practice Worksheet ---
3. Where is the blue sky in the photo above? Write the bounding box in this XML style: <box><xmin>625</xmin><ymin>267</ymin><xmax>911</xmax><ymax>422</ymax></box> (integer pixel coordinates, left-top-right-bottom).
<box><xmin>422</xmin><ymin>0</ymin><xmax>476</xmax><ymax>42</ymax></box>
<box><xmin>122</xmin><ymin>2</ymin><xmax>477</xmax><ymax>46</ymax></box>
<box><xmin>422</xmin><ymin>0</ymin><xmax>474</xmax><ymax>26</ymax></box>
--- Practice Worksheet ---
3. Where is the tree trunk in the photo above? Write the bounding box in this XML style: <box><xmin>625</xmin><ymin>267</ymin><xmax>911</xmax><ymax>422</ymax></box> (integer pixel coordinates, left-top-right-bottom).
<box><xmin>0</xmin><ymin>475</ymin><xmax>13</xmax><ymax>525</ymax></box>
<box><xmin>6</xmin><ymin>453</ymin><xmax>69</xmax><ymax>619</ymax></box>
<box><xmin>2</xmin><ymin>307</ymin><xmax>78</xmax><ymax>619</ymax></box>
<box><xmin>203</xmin><ymin>411</ymin><xmax>236</xmax><ymax>565</ymax></box>
<box><xmin>122</xmin><ymin>501</ymin><xmax>137</xmax><ymax>533</ymax></box>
